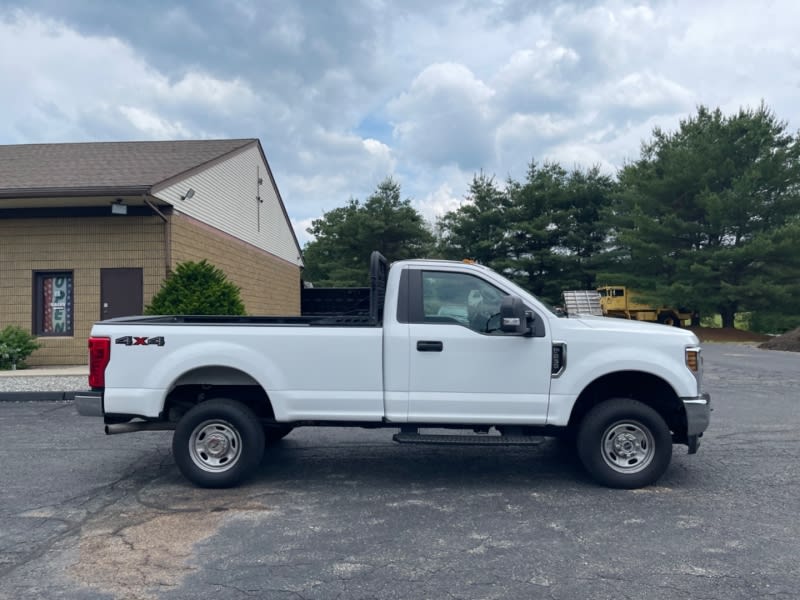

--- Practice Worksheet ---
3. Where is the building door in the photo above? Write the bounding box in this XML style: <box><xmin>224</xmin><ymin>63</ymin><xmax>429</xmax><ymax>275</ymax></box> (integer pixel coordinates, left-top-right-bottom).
<box><xmin>100</xmin><ymin>268</ymin><xmax>143</xmax><ymax>320</ymax></box>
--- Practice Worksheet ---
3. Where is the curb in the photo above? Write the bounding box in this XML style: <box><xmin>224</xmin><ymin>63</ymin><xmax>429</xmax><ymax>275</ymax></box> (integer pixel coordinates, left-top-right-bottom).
<box><xmin>0</xmin><ymin>391</ymin><xmax>79</xmax><ymax>402</ymax></box>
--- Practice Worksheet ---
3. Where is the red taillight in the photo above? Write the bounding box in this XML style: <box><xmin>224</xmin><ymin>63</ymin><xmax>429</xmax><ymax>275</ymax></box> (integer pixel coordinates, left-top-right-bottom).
<box><xmin>88</xmin><ymin>337</ymin><xmax>111</xmax><ymax>388</ymax></box>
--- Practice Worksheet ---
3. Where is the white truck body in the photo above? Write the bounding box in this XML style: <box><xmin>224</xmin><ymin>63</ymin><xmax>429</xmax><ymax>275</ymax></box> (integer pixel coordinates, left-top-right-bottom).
<box><xmin>77</xmin><ymin>257</ymin><xmax>710</xmax><ymax>489</ymax></box>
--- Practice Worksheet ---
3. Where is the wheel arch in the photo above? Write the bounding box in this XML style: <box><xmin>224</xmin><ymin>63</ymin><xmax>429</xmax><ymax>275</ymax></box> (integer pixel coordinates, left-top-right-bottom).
<box><xmin>567</xmin><ymin>370</ymin><xmax>687</xmax><ymax>441</ymax></box>
<box><xmin>163</xmin><ymin>365</ymin><xmax>276</xmax><ymax>423</ymax></box>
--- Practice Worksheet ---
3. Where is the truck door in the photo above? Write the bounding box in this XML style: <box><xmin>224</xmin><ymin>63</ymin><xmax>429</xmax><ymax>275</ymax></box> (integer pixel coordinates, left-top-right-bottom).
<box><xmin>390</xmin><ymin>268</ymin><xmax>552</xmax><ymax>424</ymax></box>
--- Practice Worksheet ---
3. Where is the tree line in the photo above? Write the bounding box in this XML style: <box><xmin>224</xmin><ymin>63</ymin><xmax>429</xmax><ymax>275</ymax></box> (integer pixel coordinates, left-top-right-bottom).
<box><xmin>302</xmin><ymin>104</ymin><xmax>800</xmax><ymax>331</ymax></box>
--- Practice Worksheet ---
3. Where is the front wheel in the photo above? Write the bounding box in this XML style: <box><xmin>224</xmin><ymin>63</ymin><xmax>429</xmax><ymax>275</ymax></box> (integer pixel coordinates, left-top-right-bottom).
<box><xmin>173</xmin><ymin>398</ymin><xmax>265</xmax><ymax>488</ymax></box>
<box><xmin>577</xmin><ymin>398</ymin><xmax>672</xmax><ymax>489</ymax></box>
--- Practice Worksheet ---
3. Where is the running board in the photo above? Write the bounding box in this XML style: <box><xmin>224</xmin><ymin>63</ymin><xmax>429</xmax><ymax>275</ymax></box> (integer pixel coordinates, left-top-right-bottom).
<box><xmin>393</xmin><ymin>432</ymin><xmax>543</xmax><ymax>446</ymax></box>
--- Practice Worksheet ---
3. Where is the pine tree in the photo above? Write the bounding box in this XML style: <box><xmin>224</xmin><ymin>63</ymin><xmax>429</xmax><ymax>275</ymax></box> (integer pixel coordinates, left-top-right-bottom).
<box><xmin>607</xmin><ymin>104</ymin><xmax>800</xmax><ymax>327</ymax></box>
<box><xmin>302</xmin><ymin>178</ymin><xmax>434</xmax><ymax>286</ymax></box>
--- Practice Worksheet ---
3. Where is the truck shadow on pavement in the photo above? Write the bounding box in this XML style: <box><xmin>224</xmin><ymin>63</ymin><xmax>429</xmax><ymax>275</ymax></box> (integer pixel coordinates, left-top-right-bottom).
<box><xmin>252</xmin><ymin>435</ymin><xmax>590</xmax><ymax>490</ymax></box>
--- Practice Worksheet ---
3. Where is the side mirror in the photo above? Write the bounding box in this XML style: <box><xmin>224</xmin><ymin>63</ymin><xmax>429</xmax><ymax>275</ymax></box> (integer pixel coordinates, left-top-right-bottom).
<box><xmin>500</xmin><ymin>295</ymin><xmax>533</xmax><ymax>335</ymax></box>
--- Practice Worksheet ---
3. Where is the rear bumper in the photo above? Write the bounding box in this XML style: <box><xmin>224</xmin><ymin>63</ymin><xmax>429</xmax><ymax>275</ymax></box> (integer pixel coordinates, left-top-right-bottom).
<box><xmin>75</xmin><ymin>391</ymin><xmax>103</xmax><ymax>417</ymax></box>
<box><xmin>682</xmin><ymin>393</ymin><xmax>711</xmax><ymax>436</ymax></box>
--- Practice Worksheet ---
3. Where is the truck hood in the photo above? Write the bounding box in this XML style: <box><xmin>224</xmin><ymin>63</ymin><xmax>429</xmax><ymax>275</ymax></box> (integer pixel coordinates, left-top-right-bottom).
<box><xmin>567</xmin><ymin>314</ymin><xmax>700</xmax><ymax>344</ymax></box>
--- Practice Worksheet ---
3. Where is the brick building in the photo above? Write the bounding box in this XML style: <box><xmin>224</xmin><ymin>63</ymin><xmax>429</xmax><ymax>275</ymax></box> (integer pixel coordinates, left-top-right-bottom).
<box><xmin>0</xmin><ymin>139</ymin><xmax>303</xmax><ymax>365</ymax></box>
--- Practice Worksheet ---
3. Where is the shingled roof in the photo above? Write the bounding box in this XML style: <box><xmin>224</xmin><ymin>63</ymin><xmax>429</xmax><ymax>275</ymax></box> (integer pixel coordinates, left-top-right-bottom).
<box><xmin>0</xmin><ymin>139</ymin><xmax>256</xmax><ymax>197</ymax></box>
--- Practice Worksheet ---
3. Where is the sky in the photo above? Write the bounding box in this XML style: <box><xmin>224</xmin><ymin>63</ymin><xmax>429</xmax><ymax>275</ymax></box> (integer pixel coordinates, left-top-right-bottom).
<box><xmin>1</xmin><ymin>0</ymin><xmax>798</xmax><ymax>245</ymax></box>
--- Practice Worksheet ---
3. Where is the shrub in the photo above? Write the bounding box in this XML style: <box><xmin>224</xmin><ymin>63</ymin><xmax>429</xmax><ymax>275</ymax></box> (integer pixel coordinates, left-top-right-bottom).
<box><xmin>0</xmin><ymin>325</ymin><xmax>40</xmax><ymax>370</ymax></box>
<box><xmin>145</xmin><ymin>260</ymin><xmax>246</xmax><ymax>316</ymax></box>
<box><xmin>747</xmin><ymin>312</ymin><xmax>800</xmax><ymax>335</ymax></box>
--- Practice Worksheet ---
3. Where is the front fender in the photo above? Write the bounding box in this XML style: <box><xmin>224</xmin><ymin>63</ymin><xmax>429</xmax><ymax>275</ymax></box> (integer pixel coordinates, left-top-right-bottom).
<box><xmin>547</xmin><ymin>343</ymin><xmax>696</xmax><ymax>426</ymax></box>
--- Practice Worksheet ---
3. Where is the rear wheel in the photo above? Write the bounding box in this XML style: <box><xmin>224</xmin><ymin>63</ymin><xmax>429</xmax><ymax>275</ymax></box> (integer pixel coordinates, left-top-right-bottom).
<box><xmin>577</xmin><ymin>398</ymin><xmax>672</xmax><ymax>489</ymax></box>
<box><xmin>173</xmin><ymin>398</ymin><xmax>265</xmax><ymax>488</ymax></box>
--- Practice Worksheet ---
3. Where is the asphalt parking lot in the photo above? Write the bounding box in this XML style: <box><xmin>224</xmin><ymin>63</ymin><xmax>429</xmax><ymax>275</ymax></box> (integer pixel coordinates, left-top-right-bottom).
<box><xmin>1</xmin><ymin>343</ymin><xmax>799</xmax><ymax>600</ymax></box>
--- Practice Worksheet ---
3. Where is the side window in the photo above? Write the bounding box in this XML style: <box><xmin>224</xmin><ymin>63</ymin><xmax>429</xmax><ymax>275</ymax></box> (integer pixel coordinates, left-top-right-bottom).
<box><xmin>421</xmin><ymin>271</ymin><xmax>508</xmax><ymax>333</ymax></box>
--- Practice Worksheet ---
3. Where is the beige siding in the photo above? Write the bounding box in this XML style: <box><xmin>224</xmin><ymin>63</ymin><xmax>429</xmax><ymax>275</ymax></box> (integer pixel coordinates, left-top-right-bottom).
<box><xmin>0</xmin><ymin>213</ymin><xmax>300</xmax><ymax>366</ymax></box>
<box><xmin>0</xmin><ymin>216</ymin><xmax>166</xmax><ymax>366</ymax></box>
<box><xmin>155</xmin><ymin>145</ymin><xmax>302</xmax><ymax>267</ymax></box>
<box><xmin>170</xmin><ymin>213</ymin><xmax>300</xmax><ymax>315</ymax></box>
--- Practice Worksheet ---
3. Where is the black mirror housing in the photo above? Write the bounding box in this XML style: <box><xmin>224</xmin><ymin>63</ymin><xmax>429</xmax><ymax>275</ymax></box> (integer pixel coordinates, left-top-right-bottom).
<box><xmin>500</xmin><ymin>296</ymin><xmax>533</xmax><ymax>335</ymax></box>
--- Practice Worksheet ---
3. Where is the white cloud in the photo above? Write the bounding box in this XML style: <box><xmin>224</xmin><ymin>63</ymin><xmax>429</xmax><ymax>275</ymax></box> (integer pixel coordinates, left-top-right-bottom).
<box><xmin>117</xmin><ymin>107</ymin><xmax>192</xmax><ymax>139</ymax></box>
<box><xmin>542</xmin><ymin>143</ymin><xmax>616</xmax><ymax>174</ymax></box>
<box><xmin>493</xmin><ymin>41</ymin><xmax>580</xmax><ymax>107</ymax></box>
<box><xmin>388</xmin><ymin>62</ymin><xmax>495</xmax><ymax>170</ymax></box>
<box><xmin>417</xmin><ymin>182</ymin><xmax>462</xmax><ymax>224</ymax></box>
<box><xmin>167</xmin><ymin>73</ymin><xmax>261</xmax><ymax>114</ymax></box>
<box><xmin>2</xmin><ymin>0</ymin><xmax>800</xmax><ymax>247</ymax></box>
<box><xmin>292</xmin><ymin>217</ymin><xmax>316</xmax><ymax>246</ymax></box>
<box><xmin>552</xmin><ymin>2</ymin><xmax>669</xmax><ymax>71</ymax></box>
<box><xmin>276</xmin><ymin>129</ymin><xmax>397</xmax><ymax>235</ymax></box>
<box><xmin>494</xmin><ymin>112</ymin><xmax>581</xmax><ymax>176</ymax></box>
<box><xmin>0</xmin><ymin>11</ymin><xmax>260</xmax><ymax>141</ymax></box>
<box><xmin>362</xmin><ymin>138</ymin><xmax>394</xmax><ymax>167</ymax></box>
<box><xmin>597</xmin><ymin>71</ymin><xmax>695</xmax><ymax>113</ymax></box>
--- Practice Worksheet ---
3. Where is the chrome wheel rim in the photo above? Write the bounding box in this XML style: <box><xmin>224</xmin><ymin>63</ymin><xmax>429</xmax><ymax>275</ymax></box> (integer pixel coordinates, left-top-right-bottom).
<box><xmin>601</xmin><ymin>420</ymin><xmax>655</xmax><ymax>474</ymax></box>
<box><xmin>189</xmin><ymin>419</ymin><xmax>242</xmax><ymax>473</ymax></box>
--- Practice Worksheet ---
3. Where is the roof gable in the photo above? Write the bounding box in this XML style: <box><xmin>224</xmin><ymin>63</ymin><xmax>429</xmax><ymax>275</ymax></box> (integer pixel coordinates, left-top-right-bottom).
<box><xmin>0</xmin><ymin>139</ymin><xmax>255</xmax><ymax>196</ymax></box>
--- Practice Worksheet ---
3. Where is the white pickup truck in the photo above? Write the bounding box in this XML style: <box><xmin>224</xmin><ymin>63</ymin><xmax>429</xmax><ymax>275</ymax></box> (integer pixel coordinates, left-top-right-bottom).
<box><xmin>76</xmin><ymin>253</ymin><xmax>710</xmax><ymax>489</ymax></box>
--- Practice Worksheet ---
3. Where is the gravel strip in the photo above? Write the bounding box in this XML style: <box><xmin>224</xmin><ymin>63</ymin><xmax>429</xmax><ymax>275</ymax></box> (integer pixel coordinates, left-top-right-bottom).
<box><xmin>0</xmin><ymin>376</ymin><xmax>88</xmax><ymax>393</ymax></box>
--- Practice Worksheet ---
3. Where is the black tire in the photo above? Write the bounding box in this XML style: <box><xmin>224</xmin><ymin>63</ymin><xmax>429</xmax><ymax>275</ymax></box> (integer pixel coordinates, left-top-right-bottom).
<box><xmin>264</xmin><ymin>425</ymin><xmax>293</xmax><ymax>445</ymax></box>
<box><xmin>577</xmin><ymin>398</ymin><xmax>672</xmax><ymax>489</ymax></box>
<box><xmin>172</xmin><ymin>398</ymin><xmax>265</xmax><ymax>488</ymax></box>
<box><xmin>658</xmin><ymin>312</ymin><xmax>682</xmax><ymax>327</ymax></box>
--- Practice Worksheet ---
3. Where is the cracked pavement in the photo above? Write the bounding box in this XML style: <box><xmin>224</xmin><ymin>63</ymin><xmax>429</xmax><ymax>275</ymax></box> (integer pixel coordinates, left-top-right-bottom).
<box><xmin>1</xmin><ymin>344</ymin><xmax>799</xmax><ymax>599</ymax></box>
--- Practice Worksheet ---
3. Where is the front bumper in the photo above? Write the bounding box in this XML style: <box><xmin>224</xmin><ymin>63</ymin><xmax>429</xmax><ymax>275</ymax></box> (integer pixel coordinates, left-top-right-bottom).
<box><xmin>75</xmin><ymin>391</ymin><xmax>103</xmax><ymax>417</ymax></box>
<box><xmin>682</xmin><ymin>392</ymin><xmax>711</xmax><ymax>437</ymax></box>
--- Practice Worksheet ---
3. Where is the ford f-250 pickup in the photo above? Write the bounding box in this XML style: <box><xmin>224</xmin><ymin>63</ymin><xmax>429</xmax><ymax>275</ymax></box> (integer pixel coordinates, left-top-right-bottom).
<box><xmin>76</xmin><ymin>252</ymin><xmax>710</xmax><ymax>489</ymax></box>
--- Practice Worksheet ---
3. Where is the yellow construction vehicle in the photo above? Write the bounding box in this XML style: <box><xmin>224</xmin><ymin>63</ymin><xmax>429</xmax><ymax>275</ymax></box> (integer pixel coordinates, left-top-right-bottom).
<box><xmin>597</xmin><ymin>286</ymin><xmax>694</xmax><ymax>327</ymax></box>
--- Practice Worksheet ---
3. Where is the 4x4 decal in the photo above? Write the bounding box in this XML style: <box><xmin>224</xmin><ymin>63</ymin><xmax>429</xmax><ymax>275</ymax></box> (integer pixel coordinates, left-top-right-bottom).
<box><xmin>115</xmin><ymin>336</ymin><xmax>165</xmax><ymax>347</ymax></box>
